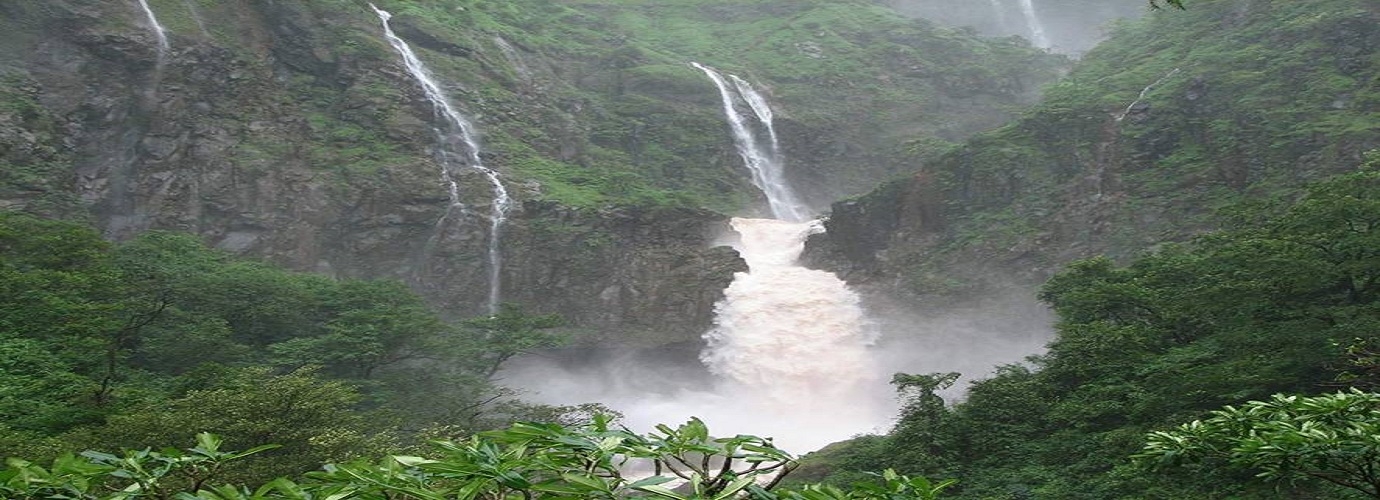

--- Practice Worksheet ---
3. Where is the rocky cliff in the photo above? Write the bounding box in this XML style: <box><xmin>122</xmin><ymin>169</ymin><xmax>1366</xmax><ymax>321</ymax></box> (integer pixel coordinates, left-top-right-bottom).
<box><xmin>806</xmin><ymin>0</ymin><xmax>1380</xmax><ymax>305</ymax></box>
<box><xmin>0</xmin><ymin>0</ymin><xmax>1063</xmax><ymax>345</ymax></box>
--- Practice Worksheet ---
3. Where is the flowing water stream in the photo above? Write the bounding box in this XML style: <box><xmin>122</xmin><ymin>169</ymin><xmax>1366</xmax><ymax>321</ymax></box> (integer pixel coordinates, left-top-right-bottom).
<box><xmin>371</xmin><ymin>4</ymin><xmax>512</xmax><ymax>315</ymax></box>
<box><xmin>504</xmin><ymin>65</ymin><xmax>891</xmax><ymax>452</ymax></box>
<box><xmin>690</xmin><ymin>63</ymin><xmax>809</xmax><ymax>222</ymax></box>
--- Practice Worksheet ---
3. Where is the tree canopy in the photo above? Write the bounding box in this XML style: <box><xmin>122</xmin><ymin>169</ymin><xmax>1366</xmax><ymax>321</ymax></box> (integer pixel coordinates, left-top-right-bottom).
<box><xmin>1138</xmin><ymin>391</ymin><xmax>1380</xmax><ymax>498</ymax></box>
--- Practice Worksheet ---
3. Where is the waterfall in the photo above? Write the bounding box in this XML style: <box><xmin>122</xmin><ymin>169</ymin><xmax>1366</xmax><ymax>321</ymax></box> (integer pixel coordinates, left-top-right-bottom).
<box><xmin>494</xmin><ymin>37</ymin><xmax>533</xmax><ymax>87</ymax></box>
<box><xmin>691</xmin><ymin>62</ymin><xmax>809</xmax><ymax>222</ymax></box>
<box><xmin>988</xmin><ymin>0</ymin><xmax>1012</xmax><ymax>34</ymax></box>
<box><xmin>501</xmin><ymin>64</ymin><xmax>893</xmax><ymax>452</ymax></box>
<box><xmin>135</xmin><ymin>0</ymin><xmax>170</xmax><ymax>57</ymax></box>
<box><xmin>690</xmin><ymin>64</ymin><xmax>887</xmax><ymax>449</ymax></box>
<box><xmin>700</xmin><ymin>218</ymin><xmax>887</xmax><ymax>428</ymax></box>
<box><xmin>1017</xmin><ymin>0</ymin><xmax>1051</xmax><ymax>49</ymax></box>
<box><xmin>371</xmin><ymin>4</ymin><xmax>512</xmax><ymax>315</ymax></box>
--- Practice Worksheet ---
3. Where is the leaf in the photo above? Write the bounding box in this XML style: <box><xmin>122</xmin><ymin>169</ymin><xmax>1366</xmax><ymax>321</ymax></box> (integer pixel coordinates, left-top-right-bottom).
<box><xmin>634</xmin><ymin>484</ymin><xmax>691</xmax><ymax>500</ymax></box>
<box><xmin>391</xmin><ymin>455</ymin><xmax>438</xmax><ymax>467</ymax></box>
<box><xmin>560</xmin><ymin>473</ymin><xmax>609</xmax><ymax>492</ymax></box>
<box><xmin>627</xmin><ymin>475</ymin><xmax>675</xmax><ymax>489</ymax></box>
<box><xmin>712</xmin><ymin>475</ymin><xmax>757</xmax><ymax>500</ymax></box>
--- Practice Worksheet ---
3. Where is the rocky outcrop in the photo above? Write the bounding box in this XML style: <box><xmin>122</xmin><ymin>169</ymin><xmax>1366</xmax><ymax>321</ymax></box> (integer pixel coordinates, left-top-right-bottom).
<box><xmin>505</xmin><ymin>204</ymin><xmax>743</xmax><ymax>346</ymax></box>
<box><xmin>806</xmin><ymin>0</ymin><xmax>1380</xmax><ymax>303</ymax></box>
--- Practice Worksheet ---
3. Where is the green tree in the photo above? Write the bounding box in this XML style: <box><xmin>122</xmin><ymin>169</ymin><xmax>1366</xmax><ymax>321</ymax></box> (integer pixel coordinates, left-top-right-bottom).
<box><xmin>887</xmin><ymin>373</ymin><xmax>960</xmax><ymax>477</ymax></box>
<box><xmin>74</xmin><ymin>367</ymin><xmax>395</xmax><ymax>485</ymax></box>
<box><xmin>1138</xmin><ymin>391</ymin><xmax>1380</xmax><ymax>498</ymax></box>
<box><xmin>0</xmin><ymin>213</ymin><xmax>123</xmax><ymax>429</ymax></box>
<box><xmin>268</xmin><ymin>279</ymin><xmax>449</xmax><ymax>378</ymax></box>
<box><xmin>459</xmin><ymin>303</ymin><xmax>565</xmax><ymax>378</ymax></box>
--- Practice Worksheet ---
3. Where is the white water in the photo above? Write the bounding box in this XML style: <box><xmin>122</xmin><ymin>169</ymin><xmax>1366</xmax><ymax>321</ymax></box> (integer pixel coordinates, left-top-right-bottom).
<box><xmin>136</xmin><ymin>0</ymin><xmax>170</xmax><ymax>57</ymax></box>
<box><xmin>501</xmin><ymin>64</ymin><xmax>893</xmax><ymax>452</ymax></box>
<box><xmin>701</xmin><ymin>218</ymin><xmax>888</xmax><ymax>422</ymax></box>
<box><xmin>691</xmin><ymin>63</ymin><xmax>810</xmax><ymax>222</ymax></box>
<box><xmin>371</xmin><ymin>4</ymin><xmax>512</xmax><ymax>315</ymax></box>
<box><xmin>1116</xmin><ymin>68</ymin><xmax>1181</xmax><ymax>122</ymax></box>
<box><xmin>500</xmin><ymin>218</ymin><xmax>892</xmax><ymax>452</ymax></box>
<box><xmin>1017</xmin><ymin>0</ymin><xmax>1050</xmax><ymax>49</ymax></box>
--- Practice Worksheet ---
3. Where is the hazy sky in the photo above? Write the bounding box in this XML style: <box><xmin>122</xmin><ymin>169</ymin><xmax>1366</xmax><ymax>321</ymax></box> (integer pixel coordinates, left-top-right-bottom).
<box><xmin>883</xmin><ymin>0</ymin><xmax>1146</xmax><ymax>54</ymax></box>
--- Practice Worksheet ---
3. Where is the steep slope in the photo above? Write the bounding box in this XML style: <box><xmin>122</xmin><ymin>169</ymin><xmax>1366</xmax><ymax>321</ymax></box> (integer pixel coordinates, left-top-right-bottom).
<box><xmin>808</xmin><ymin>0</ymin><xmax>1380</xmax><ymax>303</ymax></box>
<box><xmin>0</xmin><ymin>0</ymin><xmax>1062</xmax><ymax>344</ymax></box>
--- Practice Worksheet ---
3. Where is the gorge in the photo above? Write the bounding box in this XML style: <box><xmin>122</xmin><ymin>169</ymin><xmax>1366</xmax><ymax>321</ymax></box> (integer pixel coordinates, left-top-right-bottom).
<box><xmin>2</xmin><ymin>0</ymin><xmax>1379</xmax><ymax>497</ymax></box>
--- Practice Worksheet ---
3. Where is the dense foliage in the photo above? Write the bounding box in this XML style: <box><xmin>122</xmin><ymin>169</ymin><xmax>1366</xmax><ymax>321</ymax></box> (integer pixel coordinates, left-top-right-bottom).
<box><xmin>0</xmin><ymin>212</ymin><xmax>570</xmax><ymax>483</ymax></box>
<box><xmin>806</xmin><ymin>156</ymin><xmax>1380</xmax><ymax>498</ymax></box>
<box><xmin>1</xmin><ymin>419</ymin><xmax>953</xmax><ymax>500</ymax></box>
<box><xmin>1139</xmin><ymin>390</ymin><xmax>1380</xmax><ymax>498</ymax></box>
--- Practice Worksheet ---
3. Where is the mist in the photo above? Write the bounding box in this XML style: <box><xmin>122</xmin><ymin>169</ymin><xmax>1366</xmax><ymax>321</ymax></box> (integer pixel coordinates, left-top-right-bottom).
<box><xmin>883</xmin><ymin>0</ymin><xmax>1147</xmax><ymax>54</ymax></box>
<box><xmin>496</xmin><ymin>279</ymin><xmax>1053</xmax><ymax>454</ymax></box>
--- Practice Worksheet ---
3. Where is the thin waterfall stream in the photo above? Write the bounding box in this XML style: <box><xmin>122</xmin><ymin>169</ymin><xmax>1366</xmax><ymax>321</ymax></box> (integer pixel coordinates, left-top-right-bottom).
<box><xmin>136</xmin><ymin>0</ymin><xmax>169</xmax><ymax>58</ymax></box>
<box><xmin>371</xmin><ymin>4</ymin><xmax>511</xmax><ymax>315</ymax></box>
<box><xmin>691</xmin><ymin>63</ymin><xmax>809</xmax><ymax>222</ymax></box>
<box><xmin>105</xmin><ymin>0</ymin><xmax>169</xmax><ymax>238</ymax></box>
<box><xmin>1018</xmin><ymin>0</ymin><xmax>1051</xmax><ymax>49</ymax></box>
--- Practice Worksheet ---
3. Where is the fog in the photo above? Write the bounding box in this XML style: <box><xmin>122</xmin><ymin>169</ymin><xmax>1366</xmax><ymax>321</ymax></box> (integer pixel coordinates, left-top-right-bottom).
<box><xmin>884</xmin><ymin>0</ymin><xmax>1147</xmax><ymax>54</ymax></box>
<box><xmin>497</xmin><ymin>283</ymin><xmax>1053</xmax><ymax>454</ymax></box>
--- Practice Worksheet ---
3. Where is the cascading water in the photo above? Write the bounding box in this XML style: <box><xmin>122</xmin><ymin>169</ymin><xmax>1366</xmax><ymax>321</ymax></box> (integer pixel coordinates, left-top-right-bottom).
<box><xmin>699</xmin><ymin>218</ymin><xmax>887</xmax><ymax>433</ymax></box>
<box><xmin>691</xmin><ymin>63</ymin><xmax>809</xmax><ymax>222</ymax></box>
<box><xmin>685</xmin><ymin>63</ymin><xmax>889</xmax><ymax>450</ymax></box>
<box><xmin>135</xmin><ymin>0</ymin><xmax>170</xmax><ymax>58</ymax></box>
<box><xmin>104</xmin><ymin>0</ymin><xmax>169</xmax><ymax>238</ymax></box>
<box><xmin>371</xmin><ymin>4</ymin><xmax>512</xmax><ymax>315</ymax></box>
<box><xmin>1017</xmin><ymin>0</ymin><xmax>1051</xmax><ymax>49</ymax></box>
<box><xmin>502</xmin><ymin>64</ymin><xmax>892</xmax><ymax>452</ymax></box>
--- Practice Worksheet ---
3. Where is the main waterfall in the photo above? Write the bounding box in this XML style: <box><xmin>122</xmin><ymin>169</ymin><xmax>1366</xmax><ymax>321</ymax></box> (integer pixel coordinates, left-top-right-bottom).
<box><xmin>371</xmin><ymin>4</ymin><xmax>512</xmax><ymax>315</ymax></box>
<box><xmin>500</xmin><ymin>64</ymin><xmax>893</xmax><ymax>451</ymax></box>
<box><xmin>702</xmin><ymin>218</ymin><xmax>883</xmax><ymax>421</ymax></box>
<box><xmin>690</xmin><ymin>63</ymin><xmax>888</xmax><ymax>450</ymax></box>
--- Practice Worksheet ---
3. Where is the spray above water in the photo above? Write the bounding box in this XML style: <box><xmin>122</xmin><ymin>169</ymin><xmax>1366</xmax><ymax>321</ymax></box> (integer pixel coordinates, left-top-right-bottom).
<box><xmin>371</xmin><ymin>4</ymin><xmax>512</xmax><ymax>315</ymax></box>
<box><xmin>502</xmin><ymin>216</ymin><xmax>891</xmax><ymax>452</ymax></box>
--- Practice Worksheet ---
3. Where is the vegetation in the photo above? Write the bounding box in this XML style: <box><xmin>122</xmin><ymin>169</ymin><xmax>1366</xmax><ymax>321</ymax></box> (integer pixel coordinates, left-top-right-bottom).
<box><xmin>805</xmin><ymin>155</ymin><xmax>1380</xmax><ymax>498</ymax></box>
<box><xmin>4</xmin><ymin>1</ymin><xmax>1380</xmax><ymax>498</ymax></box>
<box><xmin>837</xmin><ymin>0</ymin><xmax>1380</xmax><ymax>299</ymax></box>
<box><xmin>1139</xmin><ymin>391</ymin><xmax>1380</xmax><ymax>498</ymax></box>
<box><xmin>0</xmin><ymin>212</ymin><xmax>568</xmax><ymax>483</ymax></box>
<box><xmin>1</xmin><ymin>419</ymin><xmax>953</xmax><ymax>500</ymax></box>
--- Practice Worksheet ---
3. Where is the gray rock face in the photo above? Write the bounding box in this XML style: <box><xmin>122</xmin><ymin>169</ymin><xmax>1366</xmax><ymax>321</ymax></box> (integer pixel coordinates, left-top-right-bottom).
<box><xmin>0</xmin><ymin>0</ymin><xmax>743</xmax><ymax>346</ymax></box>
